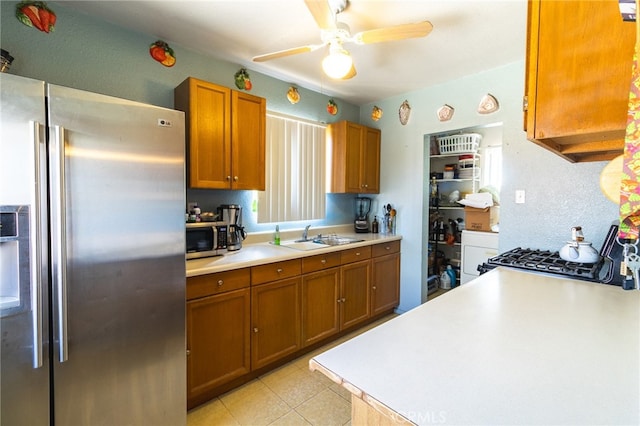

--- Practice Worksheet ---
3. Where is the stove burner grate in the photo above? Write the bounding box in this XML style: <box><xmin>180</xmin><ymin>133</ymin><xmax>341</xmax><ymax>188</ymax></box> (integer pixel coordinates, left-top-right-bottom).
<box><xmin>481</xmin><ymin>247</ymin><xmax>603</xmax><ymax>281</ymax></box>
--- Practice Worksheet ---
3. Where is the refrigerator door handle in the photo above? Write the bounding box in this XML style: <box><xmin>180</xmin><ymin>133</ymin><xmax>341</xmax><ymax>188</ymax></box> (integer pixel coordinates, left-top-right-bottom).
<box><xmin>31</xmin><ymin>120</ymin><xmax>44</xmax><ymax>368</ymax></box>
<box><xmin>51</xmin><ymin>124</ymin><xmax>69</xmax><ymax>362</ymax></box>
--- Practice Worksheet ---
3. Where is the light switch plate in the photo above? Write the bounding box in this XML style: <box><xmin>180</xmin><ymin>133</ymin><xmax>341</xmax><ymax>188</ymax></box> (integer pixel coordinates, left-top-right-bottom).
<box><xmin>515</xmin><ymin>190</ymin><xmax>525</xmax><ymax>204</ymax></box>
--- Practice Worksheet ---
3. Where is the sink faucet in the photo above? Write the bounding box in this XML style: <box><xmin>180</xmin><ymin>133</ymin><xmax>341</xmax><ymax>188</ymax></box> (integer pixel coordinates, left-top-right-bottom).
<box><xmin>302</xmin><ymin>225</ymin><xmax>311</xmax><ymax>241</ymax></box>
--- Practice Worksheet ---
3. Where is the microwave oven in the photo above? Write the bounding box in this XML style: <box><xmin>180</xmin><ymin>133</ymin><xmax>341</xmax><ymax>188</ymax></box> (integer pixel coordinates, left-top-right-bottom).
<box><xmin>186</xmin><ymin>222</ymin><xmax>228</xmax><ymax>259</ymax></box>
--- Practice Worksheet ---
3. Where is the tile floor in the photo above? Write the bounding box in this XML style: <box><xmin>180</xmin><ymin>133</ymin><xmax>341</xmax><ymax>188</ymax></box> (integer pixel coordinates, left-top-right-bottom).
<box><xmin>187</xmin><ymin>314</ymin><xmax>397</xmax><ymax>426</ymax></box>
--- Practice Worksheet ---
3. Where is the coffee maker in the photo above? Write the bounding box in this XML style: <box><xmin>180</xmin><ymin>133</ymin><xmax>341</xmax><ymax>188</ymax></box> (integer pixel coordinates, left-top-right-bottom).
<box><xmin>354</xmin><ymin>197</ymin><xmax>372</xmax><ymax>233</ymax></box>
<box><xmin>218</xmin><ymin>204</ymin><xmax>246</xmax><ymax>251</ymax></box>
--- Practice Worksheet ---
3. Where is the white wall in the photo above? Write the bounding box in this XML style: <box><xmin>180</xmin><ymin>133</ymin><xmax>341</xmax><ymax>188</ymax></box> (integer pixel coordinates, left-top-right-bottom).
<box><xmin>360</xmin><ymin>60</ymin><xmax>618</xmax><ymax>312</ymax></box>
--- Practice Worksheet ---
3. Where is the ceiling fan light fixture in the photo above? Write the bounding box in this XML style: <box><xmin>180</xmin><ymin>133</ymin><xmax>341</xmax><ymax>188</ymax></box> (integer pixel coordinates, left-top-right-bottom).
<box><xmin>322</xmin><ymin>45</ymin><xmax>353</xmax><ymax>79</ymax></box>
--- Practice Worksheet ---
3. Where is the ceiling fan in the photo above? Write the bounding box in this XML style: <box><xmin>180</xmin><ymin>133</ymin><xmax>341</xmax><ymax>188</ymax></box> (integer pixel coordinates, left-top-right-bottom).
<box><xmin>252</xmin><ymin>0</ymin><xmax>433</xmax><ymax>80</ymax></box>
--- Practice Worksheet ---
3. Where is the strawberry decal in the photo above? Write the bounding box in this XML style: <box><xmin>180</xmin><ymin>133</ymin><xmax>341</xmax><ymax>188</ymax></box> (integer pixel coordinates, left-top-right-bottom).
<box><xmin>327</xmin><ymin>99</ymin><xmax>338</xmax><ymax>116</ymax></box>
<box><xmin>234</xmin><ymin>68</ymin><xmax>252</xmax><ymax>91</ymax></box>
<box><xmin>16</xmin><ymin>1</ymin><xmax>56</xmax><ymax>33</ymax></box>
<box><xmin>149</xmin><ymin>40</ymin><xmax>176</xmax><ymax>67</ymax></box>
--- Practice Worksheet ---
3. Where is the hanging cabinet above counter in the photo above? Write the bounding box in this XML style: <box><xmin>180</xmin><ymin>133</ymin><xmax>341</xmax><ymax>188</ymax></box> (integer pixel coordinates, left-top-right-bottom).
<box><xmin>175</xmin><ymin>77</ymin><xmax>266</xmax><ymax>190</ymax></box>
<box><xmin>524</xmin><ymin>0</ymin><xmax>635</xmax><ymax>162</ymax></box>
<box><xmin>328</xmin><ymin>120</ymin><xmax>381</xmax><ymax>194</ymax></box>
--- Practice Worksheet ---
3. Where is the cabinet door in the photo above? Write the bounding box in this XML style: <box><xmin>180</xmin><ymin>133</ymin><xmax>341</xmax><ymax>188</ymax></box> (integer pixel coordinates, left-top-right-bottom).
<box><xmin>186</xmin><ymin>288</ymin><xmax>250</xmax><ymax>403</ymax></box>
<box><xmin>344</xmin><ymin>122</ymin><xmax>364</xmax><ymax>192</ymax></box>
<box><xmin>301</xmin><ymin>268</ymin><xmax>340</xmax><ymax>347</ymax></box>
<box><xmin>231</xmin><ymin>91</ymin><xmax>266</xmax><ymax>190</ymax></box>
<box><xmin>371</xmin><ymin>252</ymin><xmax>400</xmax><ymax>316</ymax></box>
<box><xmin>175</xmin><ymin>78</ymin><xmax>232</xmax><ymax>189</ymax></box>
<box><xmin>361</xmin><ymin>127</ymin><xmax>381</xmax><ymax>193</ymax></box>
<box><xmin>340</xmin><ymin>260</ymin><xmax>370</xmax><ymax>329</ymax></box>
<box><xmin>251</xmin><ymin>278</ymin><xmax>301</xmax><ymax>369</ymax></box>
<box><xmin>525</xmin><ymin>0</ymin><xmax>634</xmax><ymax>162</ymax></box>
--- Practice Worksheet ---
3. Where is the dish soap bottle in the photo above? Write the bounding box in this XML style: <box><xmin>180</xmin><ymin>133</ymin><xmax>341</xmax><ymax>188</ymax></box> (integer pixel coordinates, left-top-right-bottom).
<box><xmin>273</xmin><ymin>225</ymin><xmax>280</xmax><ymax>245</ymax></box>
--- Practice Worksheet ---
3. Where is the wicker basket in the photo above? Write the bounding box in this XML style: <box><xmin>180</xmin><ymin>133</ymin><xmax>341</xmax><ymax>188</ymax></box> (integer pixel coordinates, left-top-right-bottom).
<box><xmin>437</xmin><ymin>133</ymin><xmax>481</xmax><ymax>154</ymax></box>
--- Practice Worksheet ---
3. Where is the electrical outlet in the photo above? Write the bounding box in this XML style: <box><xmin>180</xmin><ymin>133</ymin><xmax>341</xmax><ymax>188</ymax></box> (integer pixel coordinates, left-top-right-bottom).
<box><xmin>515</xmin><ymin>190</ymin><xmax>525</xmax><ymax>204</ymax></box>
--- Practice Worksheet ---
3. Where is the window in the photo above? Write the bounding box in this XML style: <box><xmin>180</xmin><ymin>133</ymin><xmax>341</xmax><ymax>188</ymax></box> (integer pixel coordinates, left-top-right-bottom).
<box><xmin>481</xmin><ymin>144</ymin><xmax>502</xmax><ymax>191</ymax></box>
<box><xmin>257</xmin><ymin>113</ymin><xmax>327</xmax><ymax>223</ymax></box>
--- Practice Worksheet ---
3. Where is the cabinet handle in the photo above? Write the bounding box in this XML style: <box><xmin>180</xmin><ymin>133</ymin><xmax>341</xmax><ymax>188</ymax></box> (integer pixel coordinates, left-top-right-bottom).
<box><xmin>337</xmin><ymin>299</ymin><xmax>342</xmax><ymax>304</ymax></box>
<box><xmin>217</xmin><ymin>279</ymin><xmax>223</xmax><ymax>286</ymax></box>
<box><xmin>186</xmin><ymin>349</ymin><xmax>191</xmax><ymax>356</ymax></box>
<box><xmin>355</xmin><ymin>252</ymin><xmax>361</xmax><ymax>256</ymax></box>
<box><xmin>341</xmin><ymin>298</ymin><xmax>346</xmax><ymax>303</ymax></box>
<box><xmin>253</xmin><ymin>327</ymin><xmax>259</xmax><ymax>333</ymax></box>
<box><xmin>321</xmin><ymin>259</ymin><xmax>326</xmax><ymax>264</ymax></box>
<box><xmin>385</xmin><ymin>246</ymin><xmax>390</xmax><ymax>250</ymax></box>
<box><xmin>226</xmin><ymin>176</ymin><xmax>231</xmax><ymax>181</ymax></box>
<box><xmin>233</xmin><ymin>176</ymin><xmax>239</xmax><ymax>181</ymax></box>
<box><xmin>372</xmin><ymin>286</ymin><xmax>377</xmax><ymax>291</ymax></box>
<box><xmin>277</xmin><ymin>268</ymin><xmax>283</xmax><ymax>273</ymax></box>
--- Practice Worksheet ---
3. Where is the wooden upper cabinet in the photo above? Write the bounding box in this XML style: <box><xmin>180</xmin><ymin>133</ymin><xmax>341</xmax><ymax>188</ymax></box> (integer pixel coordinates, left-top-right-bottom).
<box><xmin>175</xmin><ymin>77</ymin><xmax>266</xmax><ymax>189</ymax></box>
<box><xmin>232</xmin><ymin>90</ymin><xmax>266</xmax><ymax>190</ymax></box>
<box><xmin>524</xmin><ymin>0</ymin><xmax>635</xmax><ymax>162</ymax></box>
<box><xmin>329</xmin><ymin>121</ymin><xmax>381</xmax><ymax>193</ymax></box>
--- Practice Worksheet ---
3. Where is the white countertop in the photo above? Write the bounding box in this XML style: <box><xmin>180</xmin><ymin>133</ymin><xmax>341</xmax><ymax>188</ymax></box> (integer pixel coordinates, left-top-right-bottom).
<box><xmin>186</xmin><ymin>231</ymin><xmax>402</xmax><ymax>277</ymax></box>
<box><xmin>310</xmin><ymin>267</ymin><xmax>640</xmax><ymax>425</ymax></box>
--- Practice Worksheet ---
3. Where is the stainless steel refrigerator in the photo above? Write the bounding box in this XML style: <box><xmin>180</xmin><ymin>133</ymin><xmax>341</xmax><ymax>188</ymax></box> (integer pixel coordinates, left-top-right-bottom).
<box><xmin>1</xmin><ymin>73</ymin><xmax>186</xmax><ymax>425</ymax></box>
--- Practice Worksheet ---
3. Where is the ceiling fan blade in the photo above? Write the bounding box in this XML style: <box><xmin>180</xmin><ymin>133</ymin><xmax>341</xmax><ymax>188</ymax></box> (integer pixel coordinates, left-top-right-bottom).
<box><xmin>253</xmin><ymin>44</ymin><xmax>323</xmax><ymax>62</ymax></box>
<box><xmin>353</xmin><ymin>21</ymin><xmax>433</xmax><ymax>44</ymax></box>
<box><xmin>304</xmin><ymin>0</ymin><xmax>336</xmax><ymax>30</ymax></box>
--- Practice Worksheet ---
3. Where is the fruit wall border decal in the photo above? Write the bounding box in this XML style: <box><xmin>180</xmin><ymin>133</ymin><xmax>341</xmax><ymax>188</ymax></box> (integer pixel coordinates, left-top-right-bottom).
<box><xmin>16</xmin><ymin>1</ymin><xmax>56</xmax><ymax>33</ymax></box>
<box><xmin>234</xmin><ymin>68</ymin><xmax>252</xmax><ymax>90</ymax></box>
<box><xmin>371</xmin><ymin>106</ymin><xmax>383</xmax><ymax>121</ymax></box>
<box><xmin>327</xmin><ymin>99</ymin><xmax>338</xmax><ymax>116</ymax></box>
<box><xmin>398</xmin><ymin>100</ymin><xmax>411</xmax><ymax>125</ymax></box>
<box><xmin>149</xmin><ymin>40</ymin><xmax>176</xmax><ymax>67</ymax></box>
<box><xmin>287</xmin><ymin>87</ymin><xmax>300</xmax><ymax>104</ymax></box>
<box><xmin>437</xmin><ymin>104</ymin><xmax>454</xmax><ymax>122</ymax></box>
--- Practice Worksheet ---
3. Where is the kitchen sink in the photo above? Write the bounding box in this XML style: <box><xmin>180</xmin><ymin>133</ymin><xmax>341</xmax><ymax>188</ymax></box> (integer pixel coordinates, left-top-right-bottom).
<box><xmin>312</xmin><ymin>235</ymin><xmax>365</xmax><ymax>246</ymax></box>
<box><xmin>278</xmin><ymin>240</ymin><xmax>330</xmax><ymax>251</ymax></box>
<box><xmin>277</xmin><ymin>235</ymin><xmax>364</xmax><ymax>251</ymax></box>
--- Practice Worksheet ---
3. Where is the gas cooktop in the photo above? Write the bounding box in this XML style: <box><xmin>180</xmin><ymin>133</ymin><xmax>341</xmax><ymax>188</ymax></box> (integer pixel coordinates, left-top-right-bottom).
<box><xmin>479</xmin><ymin>247</ymin><xmax>604</xmax><ymax>282</ymax></box>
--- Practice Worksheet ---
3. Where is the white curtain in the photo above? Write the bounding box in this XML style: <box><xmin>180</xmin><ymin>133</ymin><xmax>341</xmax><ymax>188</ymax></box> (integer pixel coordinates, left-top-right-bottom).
<box><xmin>258</xmin><ymin>113</ymin><xmax>326</xmax><ymax>223</ymax></box>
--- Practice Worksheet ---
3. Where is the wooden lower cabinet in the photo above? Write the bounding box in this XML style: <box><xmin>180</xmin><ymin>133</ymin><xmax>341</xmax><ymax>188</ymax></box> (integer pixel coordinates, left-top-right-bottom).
<box><xmin>186</xmin><ymin>287</ymin><xmax>251</xmax><ymax>405</ymax></box>
<box><xmin>251</xmin><ymin>277</ymin><xmax>301</xmax><ymax>369</ymax></box>
<box><xmin>340</xmin><ymin>259</ymin><xmax>371</xmax><ymax>329</ymax></box>
<box><xmin>302</xmin><ymin>268</ymin><xmax>341</xmax><ymax>347</ymax></box>
<box><xmin>371</xmin><ymin>242</ymin><xmax>401</xmax><ymax>316</ymax></box>
<box><xmin>186</xmin><ymin>239</ymin><xmax>400</xmax><ymax>409</ymax></box>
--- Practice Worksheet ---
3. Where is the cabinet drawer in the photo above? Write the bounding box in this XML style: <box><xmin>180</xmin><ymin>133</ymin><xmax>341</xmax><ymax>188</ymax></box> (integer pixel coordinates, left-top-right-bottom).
<box><xmin>302</xmin><ymin>252</ymin><xmax>341</xmax><ymax>274</ymax></box>
<box><xmin>340</xmin><ymin>246</ymin><xmax>371</xmax><ymax>264</ymax></box>
<box><xmin>372</xmin><ymin>240</ymin><xmax>400</xmax><ymax>257</ymax></box>
<box><xmin>187</xmin><ymin>268</ymin><xmax>251</xmax><ymax>300</ymax></box>
<box><xmin>251</xmin><ymin>259</ymin><xmax>301</xmax><ymax>285</ymax></box>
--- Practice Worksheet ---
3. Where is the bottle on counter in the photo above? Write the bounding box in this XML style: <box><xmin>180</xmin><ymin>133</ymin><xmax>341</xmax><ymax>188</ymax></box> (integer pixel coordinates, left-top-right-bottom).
<box><xmin>372</xmin><ymin>216</ymin><xmax>379</xmax><ymax>233</ymax></box>
<box><xmin>193</xmin><ymin>203</ymin><xmax>201</xmax><ymax>222</ymax></box>
<box><xmin>274</xmin><ymin>224</ymin><xmax>280</xmax><ymax>245</ymax></box>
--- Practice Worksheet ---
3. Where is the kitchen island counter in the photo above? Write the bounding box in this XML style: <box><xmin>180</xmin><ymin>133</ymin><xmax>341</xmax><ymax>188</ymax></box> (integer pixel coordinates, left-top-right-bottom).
<box><xmin>310</xmin><ymin>267</ymin><xmax>640</xmax><ymax>425</ymax></box>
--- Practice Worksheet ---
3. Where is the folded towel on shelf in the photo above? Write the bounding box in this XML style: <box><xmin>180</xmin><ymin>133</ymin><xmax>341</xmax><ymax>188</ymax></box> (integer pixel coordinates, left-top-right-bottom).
<box><xmin>458</xmin><ymin>192</ymin><xmax>493</xmax><ymax>209</ymax></box>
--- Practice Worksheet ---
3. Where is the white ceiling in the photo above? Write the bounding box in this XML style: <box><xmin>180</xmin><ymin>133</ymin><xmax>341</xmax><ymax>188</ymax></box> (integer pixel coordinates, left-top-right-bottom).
<box><xmin>56</xmin><ymin>0</ymin><xmax>528</xmax><ymax>105</ymax></box>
